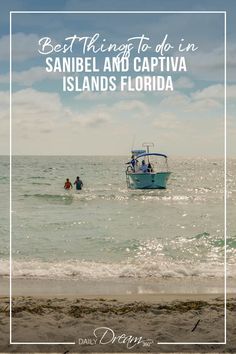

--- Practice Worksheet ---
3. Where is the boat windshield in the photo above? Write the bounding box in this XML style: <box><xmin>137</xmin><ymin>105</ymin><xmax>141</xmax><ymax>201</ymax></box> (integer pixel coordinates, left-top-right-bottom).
<box><xmin>127</xmin><ymin>153</ymin><xmax>169</xmax><ymax>174</ymax></box>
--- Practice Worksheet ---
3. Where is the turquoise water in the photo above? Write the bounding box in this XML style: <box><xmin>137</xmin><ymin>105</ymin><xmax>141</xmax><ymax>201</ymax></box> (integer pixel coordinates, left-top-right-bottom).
<box><xmin>0</xmin><ymin>156</ymin><xmax>235</xmax><ymax>280</ymax></box>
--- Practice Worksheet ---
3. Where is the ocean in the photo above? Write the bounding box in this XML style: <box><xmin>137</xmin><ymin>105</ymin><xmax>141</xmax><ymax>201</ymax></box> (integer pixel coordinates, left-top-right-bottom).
<box><xmin>0</xmin><ymin>156</ymin><xmax>235</xmax><ymax>285</ymax></box>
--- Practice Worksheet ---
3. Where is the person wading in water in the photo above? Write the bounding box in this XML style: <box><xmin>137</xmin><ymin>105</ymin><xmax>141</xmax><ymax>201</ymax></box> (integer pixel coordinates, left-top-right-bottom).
<box><xmin>74</xmin><ymin>176</ymin><xmax>83</xmax><ymax>190</ymax></box>
<box><xmin>64</xmin><ymin>178</ymin><xmax>73</xmax><ymax>190</ymax></box>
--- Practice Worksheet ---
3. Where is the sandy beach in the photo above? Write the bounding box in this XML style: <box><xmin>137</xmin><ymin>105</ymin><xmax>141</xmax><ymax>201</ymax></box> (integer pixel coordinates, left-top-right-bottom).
<box><xmin>0</xmin><ymin>278</ymin><xmax>235</xmax><ymax>353</ymax></box>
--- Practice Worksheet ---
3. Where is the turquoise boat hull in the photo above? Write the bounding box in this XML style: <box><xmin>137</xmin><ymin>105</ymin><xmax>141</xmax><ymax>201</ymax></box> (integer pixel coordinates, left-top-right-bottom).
<box><xmin>126</xmin><ymin>172</ymin><xmax>171</xmax><ymax>189</ymax></box>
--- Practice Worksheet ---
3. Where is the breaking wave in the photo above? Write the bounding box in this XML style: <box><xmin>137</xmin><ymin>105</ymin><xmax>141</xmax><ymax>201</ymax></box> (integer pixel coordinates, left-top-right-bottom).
<box><xmin>0</xmin><ymin>259</ymin><xmax>229</xmax><ymax>280</ymax></box>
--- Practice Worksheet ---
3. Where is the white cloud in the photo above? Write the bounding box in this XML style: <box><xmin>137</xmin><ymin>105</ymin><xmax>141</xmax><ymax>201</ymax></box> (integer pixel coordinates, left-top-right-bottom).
<box><xmin>0</xmin><ymin>88</ymin><xmax>112</xmax><ymax>136</ymax></box>
<box><xmin>75</xmin><ymin>90</ymin><xmax>145</xmax><ymax>101</ymax></box>
<box><xmin>159</xmin><ymin>89</ymin><xmax>222</xmax><ymax>113</ymax></box>
<box><xmin>74</xmin><ymin>84</ymin><xmax>145</xmax><ymax>102</ymax></box>
<box><xmin>80</xmin><ymin>111</ymin><xmax>110</xmax><ymax>128</ymax></box>
<box><xmin>0</xmin><ymin>82</ymin><xmax>234</xmax><ymax>156</ymax></box>
<box><xmin>192</xmin><ymin>84</ymin><xmax>236</xmax><ymax>100</ymax></box>
<box><xmin>153</xmin><ymin>112</ymin><xmax>179</xmax><ymax>130</ymax></box>
<box><xmin>158</xmin><ymin>91</ymin><xmax>190</xmax><ymax>108</ymax></box>
<box><xmin>224</xmin><ymin>85</ymin><xmax>236</xmax><ymax>99</ymax></box>
<box><xmin>0</xmin><ymin>33</ymin><xmax>40</xmax><ymax>62</ymax></box>
<box><xmin>185</xmin><ymin>45</ymin><xmax>236</xmax><ymax>82</ymax></box>
<box><xmin>174</xmin><ymin>76</ymin><xmax>195</xmax><ymax>89</ymax></box>
<box><xmin>0</xmin><ymin>34</ymin><xmax>11</xmax><ymax>61</ymax></box>
<box><xmin>192</xmin><ymin>84</ymin><xmax>223</xmax><ymax>100</ymax></box>
<box><xmin>0</xmin><ymin>90</ymin><xmax>9</xmax><ymax>106</ymax></box>
<box><xmin>12</xmin><ymin>89</ymin><xmax>63</xmax><ymax>117</ymax></box>
<box><xmin>0</xmin><ymin>66</ymin><xmax>61</xmax><ymax>86</ymax></box>
<box><xmin>114</xmin><ymin>99</ymin><xmax>148</xmax><ymax>113</ymax></box>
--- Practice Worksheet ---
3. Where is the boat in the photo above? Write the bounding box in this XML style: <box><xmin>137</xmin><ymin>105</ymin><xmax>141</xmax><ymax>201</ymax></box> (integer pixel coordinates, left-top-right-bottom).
<box><xmin>125</xmin><ymin>143</ymin><xmax>171</xmax><ymax>189</ymax></box>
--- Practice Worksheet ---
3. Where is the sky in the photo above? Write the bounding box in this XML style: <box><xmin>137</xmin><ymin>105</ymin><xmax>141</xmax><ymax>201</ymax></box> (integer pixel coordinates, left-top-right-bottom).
<box><xmin>0</xmin><ymin>0</ymin><xmax>235</xmax><ymax>156</ymax></box>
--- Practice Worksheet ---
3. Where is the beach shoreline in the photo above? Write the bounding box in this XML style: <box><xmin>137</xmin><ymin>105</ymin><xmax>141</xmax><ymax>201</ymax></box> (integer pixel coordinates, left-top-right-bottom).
<box><xmin>2</xmin><ymin>276</ymin><xmax>235</xmax><ymax>297</ymax></box>
<box><xmin>0</xmin><ymin>294</ymin><xmax>235</xmax><ymax>353</ymax></box>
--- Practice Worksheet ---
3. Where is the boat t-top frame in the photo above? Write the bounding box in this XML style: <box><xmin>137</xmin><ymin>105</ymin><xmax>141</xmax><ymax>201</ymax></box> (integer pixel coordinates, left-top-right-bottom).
<box><xmin>126</xmin><ymin>142</ymin><xmax>171</xmax><ymax>189</ymax></box>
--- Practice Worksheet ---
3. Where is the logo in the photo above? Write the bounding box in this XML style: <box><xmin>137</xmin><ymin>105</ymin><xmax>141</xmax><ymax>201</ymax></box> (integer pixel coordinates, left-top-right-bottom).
<box><xmin>78</xmin><ymin>327</ymin><xmax>154</xmax><ymax>349</ymax></box>
<box><xmin>78</xmin><ymin>338</ymin><xmax>97</xmax><ymax>346</ymax></box>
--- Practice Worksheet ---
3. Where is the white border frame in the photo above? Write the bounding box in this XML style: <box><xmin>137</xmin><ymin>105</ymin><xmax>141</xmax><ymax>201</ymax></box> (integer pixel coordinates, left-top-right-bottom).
<box><xmin>9</xmin><ymin>10</ymin><xmax>227</xmax><ymax>346</ymax></box>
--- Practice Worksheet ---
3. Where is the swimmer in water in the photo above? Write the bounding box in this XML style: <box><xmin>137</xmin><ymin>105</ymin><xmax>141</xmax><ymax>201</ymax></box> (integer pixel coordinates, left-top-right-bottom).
<box><xmin>64</xmin><ymin>178</ymin><xmax>73</xmax><ymax>190</ymax></box>
<box><xmin>74</xmin><ymin>176</ymin><xmax>83</xmax><ymax>190</ymax></box>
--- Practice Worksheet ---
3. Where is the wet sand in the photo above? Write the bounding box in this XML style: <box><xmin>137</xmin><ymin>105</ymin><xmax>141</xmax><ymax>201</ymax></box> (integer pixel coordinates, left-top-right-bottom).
<box><xmin>2</xmin><ymin>276</ymin><xmax>235</xmax><ymax>297</ymax></box>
